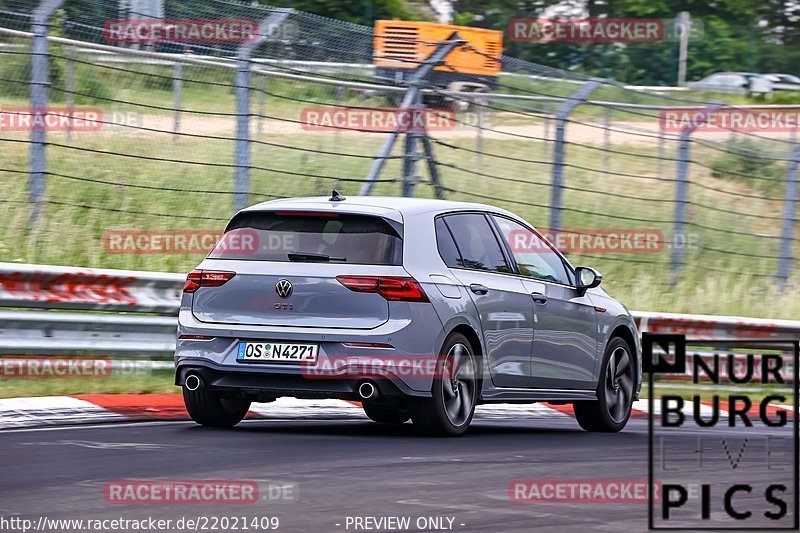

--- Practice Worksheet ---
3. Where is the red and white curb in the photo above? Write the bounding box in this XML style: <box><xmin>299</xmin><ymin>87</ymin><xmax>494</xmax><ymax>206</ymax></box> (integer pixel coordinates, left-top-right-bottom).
<box><xmin>0</xmin><ymin>395</ymin><xmax>794</xmax><ymax>429</ymax></box>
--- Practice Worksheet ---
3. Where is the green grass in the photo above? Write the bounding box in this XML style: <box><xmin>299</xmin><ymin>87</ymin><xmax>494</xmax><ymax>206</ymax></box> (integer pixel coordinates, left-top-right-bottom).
<box><xmin>0</xmin><ymin>371</ymin><xmax>177</xmax><ymax>398</ymax></box>
<box><xmin>2</xmin><ymin>124</ymin><xmax>797</xmax><ymax>318</ymax></box>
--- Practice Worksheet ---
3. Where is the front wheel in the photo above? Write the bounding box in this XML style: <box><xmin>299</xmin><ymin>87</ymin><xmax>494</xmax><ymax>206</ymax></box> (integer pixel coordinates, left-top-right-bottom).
<box><xmin>573</xmin><ymin>337</ymin><xmax>635</xmax><ymax>432</ymax></box>
<box><xmin>183</xmin><ymin>386</ymin><xmax>250</xmax><ymax>428</ymax></box>
<box><xmin>410</xmin><ymin>333</ymin><xmax>478</xmax><ymax>437</ymax></box>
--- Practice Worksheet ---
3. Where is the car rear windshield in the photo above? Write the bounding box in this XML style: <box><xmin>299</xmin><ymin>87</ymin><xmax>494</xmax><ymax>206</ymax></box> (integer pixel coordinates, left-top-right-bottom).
<box><xmin>208</xmin><ymin>211</ymin><xmax>403</xmax><ymax>265</ymax></box>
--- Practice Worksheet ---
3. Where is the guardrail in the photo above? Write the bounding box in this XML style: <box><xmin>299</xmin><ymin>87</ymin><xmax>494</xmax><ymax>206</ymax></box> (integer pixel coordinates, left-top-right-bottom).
<box><xmin>0</xmin><ymin>263</ymin><xmax>798</xmax><ymax>360</ymax></box>
<box><xmin>0</xmin><ymin>262</ymin><xmax>183</xmax><ymax>313</ymax></box>
<box><xmin>0</xmin><ymin>262</ymin><xmax>181</xmax><ymax>359</ymax></box>
<box><xmin>633</xmin><ymin>311</ymin><xmax>800</xmax><ymax>342</ymax></box>
<box><xmin>0</xmin><ymin>311</ymin><xmax>176</xmax><ymax>357</ymax></box>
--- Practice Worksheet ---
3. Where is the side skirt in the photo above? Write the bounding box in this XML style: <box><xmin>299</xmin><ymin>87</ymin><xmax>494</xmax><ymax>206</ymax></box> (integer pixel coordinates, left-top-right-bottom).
<box><xmin>479</xmin><ymin>388</ymin><xmax>597</xmax><ymax>404</ymax></box>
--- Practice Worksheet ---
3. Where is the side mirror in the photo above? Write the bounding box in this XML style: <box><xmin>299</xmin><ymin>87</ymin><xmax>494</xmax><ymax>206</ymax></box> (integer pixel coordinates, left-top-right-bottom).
<box><xmin>575</xmin><ymin>266</ymin><xmax>602</xmax><ymax>295</ymax></box>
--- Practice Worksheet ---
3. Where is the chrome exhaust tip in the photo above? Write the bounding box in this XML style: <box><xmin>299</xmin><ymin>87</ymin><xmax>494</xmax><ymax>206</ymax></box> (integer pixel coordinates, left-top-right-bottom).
<box><xmin>357</xmin><ymin>381</ymin><xmax>377</xmax><ymax>400</ymax></box>
<box><xmin>185</xmin><ymin>373</ymin><xmax>202</xmax><ymax>391</ymax></box>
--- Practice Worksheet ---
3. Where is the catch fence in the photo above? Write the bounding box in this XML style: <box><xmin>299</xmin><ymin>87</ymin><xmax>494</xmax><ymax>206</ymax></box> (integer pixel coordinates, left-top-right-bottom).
<box><xmin>0</xmin><ymin>0</ymin><xmax>798</xmax><ymax>317</ymax></box>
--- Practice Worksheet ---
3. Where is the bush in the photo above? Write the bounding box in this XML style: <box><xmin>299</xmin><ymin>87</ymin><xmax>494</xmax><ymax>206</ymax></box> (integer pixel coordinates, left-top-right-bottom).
<box><xmin>770</xmin><ymin>92</ymin><xmax>800</xmax><ymax>105</ymax></box>
<box><xmin>141</xmin><ymin>67</ymin><xmax>175</xmax><ymax>91</ymax></box>
<box><xmin>0</xmin><ymin>52</ymin><xmax>64</xmax><ymax>100</ymax></box>
<box><xmin>74</xmin><ymin>70</ymin><xmax>114</xmax><ymax>104</ymax></box>
<box><xmin>710</xmin><ymin>142</ymin><xmax>786</xmax><ymax>197</ymax></box>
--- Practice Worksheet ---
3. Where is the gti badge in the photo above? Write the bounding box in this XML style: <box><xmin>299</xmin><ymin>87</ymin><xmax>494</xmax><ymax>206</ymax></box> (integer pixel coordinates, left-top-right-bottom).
<box><xmin>275</xmin><ymin>279</ymin><xmax>293</xmax><ymax>299</ymax></box>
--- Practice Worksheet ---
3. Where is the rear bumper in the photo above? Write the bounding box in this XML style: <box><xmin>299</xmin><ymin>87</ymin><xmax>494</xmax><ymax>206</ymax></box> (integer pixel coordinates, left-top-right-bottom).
<box><xmin>174</xmin><ymin>302</ymin><xmax>446</xmax><ymax>397</ymax></box>
<box><xmin>175</xmin><ymin>360</ymin><xmax>429</xmax><ymax>400</ymax></box>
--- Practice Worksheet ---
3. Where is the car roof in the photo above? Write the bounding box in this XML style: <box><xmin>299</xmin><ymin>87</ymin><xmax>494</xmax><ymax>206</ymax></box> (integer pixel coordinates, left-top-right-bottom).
<box><xmin>242</xmin><ymin>195</ymin><xmax>519</xmax><ymax>221</ymax></box>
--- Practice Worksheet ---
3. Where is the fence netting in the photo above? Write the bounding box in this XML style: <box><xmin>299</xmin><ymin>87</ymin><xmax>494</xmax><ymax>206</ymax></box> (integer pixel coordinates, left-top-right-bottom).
<box><xmin>0</xmin><ymin>0</ymin><xmax>797</xmax><ymax>318</ymax></box>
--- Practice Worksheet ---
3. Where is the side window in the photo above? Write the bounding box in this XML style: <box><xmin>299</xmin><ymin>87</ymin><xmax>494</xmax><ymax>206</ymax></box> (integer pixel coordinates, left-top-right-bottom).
<box><xmin>492</xmin><ymin>215</ymin><xmax>573</xmax><ymax>285</ymax></box>
<box><xmin>435</xmin><ymin>217</ymin><xmax>461</xmax><ymax>268</ymax></box>
<box><xmin>443</xmin><ymin>214</ymin><xmax>512</xmax><ymax>273</ymax></box>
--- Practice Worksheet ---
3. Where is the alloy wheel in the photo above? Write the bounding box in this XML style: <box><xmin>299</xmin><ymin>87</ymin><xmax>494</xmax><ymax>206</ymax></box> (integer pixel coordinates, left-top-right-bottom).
<box><xmin>441</xmin><ymin>343</ymin><xmax>476</xmax><ymax>427</ymax></box>
<box><xmin>605</xmin><ymin>345</ymin><xmax>634</xmax><ymax>423</ymax></box>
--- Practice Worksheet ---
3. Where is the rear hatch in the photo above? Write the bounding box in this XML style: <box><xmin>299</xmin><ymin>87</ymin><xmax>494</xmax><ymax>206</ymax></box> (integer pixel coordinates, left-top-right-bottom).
<box><xmin>190</xmin><ymin>210</ymin><xmax>404</xmax><ymax>329</ymax></box>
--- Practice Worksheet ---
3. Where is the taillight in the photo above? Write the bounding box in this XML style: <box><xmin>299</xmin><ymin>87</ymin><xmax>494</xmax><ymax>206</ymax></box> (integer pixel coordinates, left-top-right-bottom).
<box><xmin>179</xmin><ymin>335</ymin><xmax>215</xmax><ymax>340</ymax></box>
<box><xmin>336</xmin><ymin>276</ymin><xmax>429</xmax><ymax>302</ymax></box>
<box><xmin>183</xmin><ymin>269</ymin><xmax>236</xmax><ymax>293</ymax></box>
<box><xmin>377</xmin><ymin>277</ymin><xmax>428</xmax><ymax>302</ymax></box>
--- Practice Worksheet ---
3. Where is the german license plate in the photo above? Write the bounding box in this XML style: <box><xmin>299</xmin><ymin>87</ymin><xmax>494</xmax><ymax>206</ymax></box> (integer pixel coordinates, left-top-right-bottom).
<box><xmin>236</xmin><ymin>342</ymin><xmax>318</xmax><ymax>363</ymax></box>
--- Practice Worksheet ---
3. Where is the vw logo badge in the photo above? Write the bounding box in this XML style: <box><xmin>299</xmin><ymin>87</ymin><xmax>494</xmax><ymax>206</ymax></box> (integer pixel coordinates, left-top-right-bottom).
<box><xmin>275</xmin><ymin>279</ymin><xmax>293</xmax><ymax>299</ymax></box>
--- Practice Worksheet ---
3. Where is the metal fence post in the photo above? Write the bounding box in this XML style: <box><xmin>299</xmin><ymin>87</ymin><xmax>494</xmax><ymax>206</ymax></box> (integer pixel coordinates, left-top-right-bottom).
<box><xmin>671</xmin><ymin>129</ymin><xmax>692</xmax><ymax>280</ymax></box>
<box><xmin>65</xmin><ymin>45</ymin><xmax>74</xmax><ymax>140</ymax></box>
<box><xmin>332</xmin><ymin>85</ymin><xmax>344</xmax><ymax>191</ymax></box>
<box><xmin>233</xmin><ymin>9</ymin><xmax>292</xmax><ymax>213</ymax></box>
<box><xmin>27</xmin><ymin>0</ymin><xmax>65</xmax><ymax>228</ymax></box>
<box><xmin>542</xmin><ymin>105</ymin><xmax>550</xmax><ymax>159</ymax></box>
<box><xmin>420</xmin><ymin>134</ymin><xmax>445</xmax><ymax>199</ymax></box>
<box><xmin>475</xmin><ymin>98</ymin><xmax>484</xmax><ymax>166</ymax></box>
<box><xmin>603</xmin><ymin>105</ymin><xmax>611</xmax><ymax>173</ymax></box>
<box><xmin>233</xmin><ymin>56</ymin><xmax>251</xmax><ymax>212</ymax></box>
<box><xmin>172</xmin><ymin>60</ymin><xmax>183</xmax><ymax>141</ymax></box>
<box><xmin>256</xmin><ymin>73</ymin><xmax>269</xmax><ymax>138</ymax></box>
<box><xmin>777</xmin><ymin>147</ymin><xmax>799</xmax><ymax>287</ymax></box>
<box><xmin>671</xmin><ymin>105</ymin><xmax>723</xmax><ymax>280</ymax></box>
<box><xmin>401</xmin><ymin>130</ymin><xmax>420</xmax><ymax>197</ymax></box>
<box><xmin>549</xmin><ymin>79</ymin><xmax>602</xmax><ymax>231</ymax></box>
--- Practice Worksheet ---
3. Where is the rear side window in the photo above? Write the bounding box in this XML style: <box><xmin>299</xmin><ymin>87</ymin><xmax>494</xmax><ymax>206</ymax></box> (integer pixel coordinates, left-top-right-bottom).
<box><xmin>442</xmin><ymin>213</ymin><xmax>511</xmax><ymax>273</ymax></box>
<box><xmin>209</xmin><ymin>211</ymin><xmax>402</xmax><ymax>265</ymax></box>
<box><xmin>435</xmin><ymin>217</ymin><xmax>461</xmax><ymax>268</ymax></box>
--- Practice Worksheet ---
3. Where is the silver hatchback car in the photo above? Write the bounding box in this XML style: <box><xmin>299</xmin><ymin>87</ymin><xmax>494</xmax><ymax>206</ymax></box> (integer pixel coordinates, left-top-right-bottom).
<box><xmin>175</xmin><ymin>193</ymin><xmax>641</xmax><ymax>436</ymax></box>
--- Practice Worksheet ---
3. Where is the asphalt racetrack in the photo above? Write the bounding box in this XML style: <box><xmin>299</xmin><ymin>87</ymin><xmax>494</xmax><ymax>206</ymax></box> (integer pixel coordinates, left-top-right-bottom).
<box><xmin>0</xmin><ymin>412</ymin><xmax>795</xmax><ymax>533</ymax></box>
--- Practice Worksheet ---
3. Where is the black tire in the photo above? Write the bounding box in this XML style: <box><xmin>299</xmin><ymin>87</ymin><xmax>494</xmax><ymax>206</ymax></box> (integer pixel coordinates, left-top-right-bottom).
<box><xmin>183</xmin><ymin>386</ymin><xmax>250</xmax><ymax>428</ymax></box>
<box><xmin>410</xmin><ymin>332</ymin><xmax>478</xmax><ymax>437</ymax></box>
<box><xmin>574</xmin><ymin>337</ymin><xmax>635</xmax><ymax>432</ymax></box>
<box><xmin>362</xmin><ymin>403</ymin><xmax>411</xmax><ymax>424</ymax></box>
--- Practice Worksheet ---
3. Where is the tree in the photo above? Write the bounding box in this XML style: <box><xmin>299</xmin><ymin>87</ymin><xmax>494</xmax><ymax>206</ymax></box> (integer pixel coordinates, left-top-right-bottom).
<box><xmin>447</xmin><ymin>0</ymin><xmax>800</xmax><ymax>85</ymax></box>
<box><xmin>263</xmin><ymin>0</ymin><xmax>418</xmax><ymax>25</ymax></box>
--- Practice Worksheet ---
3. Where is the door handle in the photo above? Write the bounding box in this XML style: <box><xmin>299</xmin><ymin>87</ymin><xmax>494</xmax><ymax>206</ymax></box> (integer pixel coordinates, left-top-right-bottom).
<box><xmin>469</xmin><ymin>283</ymin><xmax>489</xmax><ymax>295</ymax></box>
<box><xmin>531</xmin><ymin>292</ymin><xmax>548</xmax><ymax>304</ymax></box>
